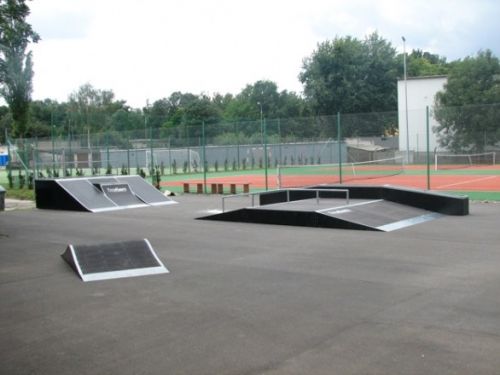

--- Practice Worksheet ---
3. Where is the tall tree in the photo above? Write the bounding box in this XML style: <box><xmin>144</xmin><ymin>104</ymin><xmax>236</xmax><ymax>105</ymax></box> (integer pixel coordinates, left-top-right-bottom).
<box><xmin>0</xmin><ymin>0</ymin><xmax>39</xmax><ymax>137</ymax></box>
<box><xmin>403</xmin><ymin>49</ymin><xmax>448</xmax><ymax>77</ymax></box>
<box><xmin>434</xmin><ymin>50</ymin><xmax>500</xmax><ymax>151</ymax></box>
<box><xmin>299</xmin><ymin>32</ymin><xmax>398</xmax><ymax>135</ymax></box>
<box><xmin>67</xmin><ymin>83</ymin><xmax>126</xmax><ymax>134</ymax></box>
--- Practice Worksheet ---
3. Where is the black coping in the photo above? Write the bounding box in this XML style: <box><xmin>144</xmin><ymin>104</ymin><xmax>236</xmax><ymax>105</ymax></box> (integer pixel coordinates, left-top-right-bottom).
<box><xmin>259</xmin><ymin>185</ymin><xmax>469</xmax><ymax>215</ymax></box>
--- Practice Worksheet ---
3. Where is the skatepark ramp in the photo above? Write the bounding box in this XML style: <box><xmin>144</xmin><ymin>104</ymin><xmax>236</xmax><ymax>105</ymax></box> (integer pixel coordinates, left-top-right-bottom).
<box><xmin>61</xmin><ymin>238</ymin><xmax>169</xmax><ymax>282</ymax></box>
<box><xmin>35</xmin><ymin>175</ymin><xmax>177</xmax><ymax>212</ymax></box>
<box><xmin>198</xmin><ymin>185</ymin><xmax>468</xmax><ymax>232</ymax></box>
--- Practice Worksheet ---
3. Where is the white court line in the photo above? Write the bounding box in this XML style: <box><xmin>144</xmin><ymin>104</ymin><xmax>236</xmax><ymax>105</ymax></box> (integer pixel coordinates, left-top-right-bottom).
<box><xmin>436</xmin><ymin>175</ymin><xmax>498</xmax><ymax>189</ymax></box>
<box><xmin>316</xmin><ymin>199</ymin><xmax>383</xmax><ymax>213</ymax></box>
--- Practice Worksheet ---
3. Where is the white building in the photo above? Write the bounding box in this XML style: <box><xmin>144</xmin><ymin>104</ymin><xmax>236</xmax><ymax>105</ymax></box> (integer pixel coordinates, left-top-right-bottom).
<box><xmin>398</xmin><ymin>75</ymin><xmax>447</xmax><ymax>159</ymax></box>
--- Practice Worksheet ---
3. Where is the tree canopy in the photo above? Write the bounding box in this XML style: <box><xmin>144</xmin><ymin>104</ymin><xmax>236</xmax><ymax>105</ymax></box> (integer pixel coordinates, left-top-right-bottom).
<box><xmin>299</xmin><ymin>32</ymin><xmax>398</xmax><ymax>117</ymax></box>
<box><xmin>434</xmin><ymin>50</ymin><xmax>500</xmax><ymax>151</ymax></box>
<box><xmin>0</xmin><ymin>0</ymin><xmax>39</xmax><ymax>137</ymax></box>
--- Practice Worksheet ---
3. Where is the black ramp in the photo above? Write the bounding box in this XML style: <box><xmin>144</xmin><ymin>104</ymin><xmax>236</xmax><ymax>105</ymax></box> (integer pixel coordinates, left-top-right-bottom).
<box><xmin>319</xmin><ymin>200</ymin><xmax>443</xmax><ymax>232</ymax></box>
<box><xmin>61</xmin><ymin>239</ymin><xmax>169</xmax><ymax>282</ymax></box>
<box><xmin>58</xmin><ymin>179</ymin><xmax>117</xmax><ymax>212</ymax></box>
<box><xmin>100</xmin><ymin>183</ymin><xmax>147</xmax><ymax>208</ymax></box>
<box><xmin>116</xmin><ymin>175</ymin><xmax>175</xmax><ymax>206</ymax></box>
<box><xmin>36</xmin><ymin>175</ymin><xmax>177</xmax><ymax>212</ymax></box>
<box><xmin>199</xmin><ymin>193</ymin><xmax>447</xmax><ymax>231</ymax></box>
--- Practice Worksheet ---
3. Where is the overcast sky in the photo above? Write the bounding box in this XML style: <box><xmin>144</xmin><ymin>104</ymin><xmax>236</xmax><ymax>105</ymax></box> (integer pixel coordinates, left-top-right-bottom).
<box><xmin>25</xmin><ymin>0</ymin><xmax>500</xmax><ymax>108</ymax></box>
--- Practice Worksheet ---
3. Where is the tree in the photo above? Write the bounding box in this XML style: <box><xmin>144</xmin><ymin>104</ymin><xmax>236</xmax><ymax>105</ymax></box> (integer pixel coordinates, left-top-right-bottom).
<box><xmin>434</xmin><ymin>50</ymin><xmax>500</xmax><ymax>151</ymax></box>
<box><xmin>300</xmin><ymin>33</ymin><xmax>397</xmax><ymax>113</ymax></box>
<box><xmin>0</xmin><ymin>0</ymin><xmax>39</xmax><ymax>137</ymax></box>
<box><xmin>67</xmin><ymin>83</ymin><xmax>126</xmax><ymax>135</ymax></box>
<box><xmin>299</xmin><ymin>32</ymin><xmax>398</xmax><ymax>135</ymax></box>
<box><xmin>406</xmin><ymin>50</ymin><xmax>448</xmax><ymax>77</ymax></box>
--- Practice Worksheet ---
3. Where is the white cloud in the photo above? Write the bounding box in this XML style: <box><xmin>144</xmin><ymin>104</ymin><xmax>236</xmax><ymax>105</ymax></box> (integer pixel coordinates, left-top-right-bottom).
<box><xmin>23</xmin><ymin>0</ymin><xmax>499</xmax><ymax>108</ymax></box>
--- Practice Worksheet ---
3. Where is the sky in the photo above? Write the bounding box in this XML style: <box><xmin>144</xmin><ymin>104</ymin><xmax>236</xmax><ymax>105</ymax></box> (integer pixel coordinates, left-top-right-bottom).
<box><xmin>23</xmin><ymin>0</ymin><xmax>500</xmax><ymax>109</ymax></box>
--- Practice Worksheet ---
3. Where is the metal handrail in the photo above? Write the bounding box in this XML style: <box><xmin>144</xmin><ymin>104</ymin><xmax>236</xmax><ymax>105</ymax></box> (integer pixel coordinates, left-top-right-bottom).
<box><xmin>221</xmin><ymin>188</ymin><xmax>349</xmax><ymax>212</ymax></box>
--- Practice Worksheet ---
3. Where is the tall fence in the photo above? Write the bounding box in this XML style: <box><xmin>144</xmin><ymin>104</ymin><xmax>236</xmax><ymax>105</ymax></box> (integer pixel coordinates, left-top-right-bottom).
<box><xmin>4</xmin><ymin>103</ymin><xmax>500</xmax><ymax>192</ymax></box>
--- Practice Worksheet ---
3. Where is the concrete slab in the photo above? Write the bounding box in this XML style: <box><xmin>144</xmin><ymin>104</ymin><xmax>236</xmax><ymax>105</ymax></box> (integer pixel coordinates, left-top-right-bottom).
<box><xmin>0</xmin><ymin>195</ymin><xmax>499</xmax><ymax>374</ymax></box>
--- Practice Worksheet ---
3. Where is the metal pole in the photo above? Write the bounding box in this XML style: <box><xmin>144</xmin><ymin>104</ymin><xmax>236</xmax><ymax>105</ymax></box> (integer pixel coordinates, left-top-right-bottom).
<box><xmin>149</xmin><ymin>117</ymin><xmax>154</xmax><ymax>179</ymax></box>
<box><xmin>402</xmin><ymin>36</ymin><xmax>410</xmax><ymax>164</ymax></box>
<box><xmin>6</xmin><ymin>128</ymin><xmax>11</xmax><ymax>175</ymax></box>
<box><xmin>127</xmin><ymin>137</ymin><xmax>131</xmax><ymax>174</ymax></box>
<box><xmin>235</xmin><ymin>122</ymin><xmax>240</xmax><ymax>170</ymax></box>
<box><xmin>106</xmin><ymin>132</ymin><xmax>110</xmax><ymax>174</ymax></box>
<box><xmin>264</xmin><ymin>118</ymin><xmax>268</xmax><ymax>190</ymax></box>
<box><xmin>168</xmin><ymin>137</ymin><xmax>172</xmax><ymax>175</ymax></box>
<box><xmin>278</xmin><ymin>118</ymin><xmax>282</xmax><ymax>165</ymax></box>
<box><xmin>51</xmin><ymin>121</ymin><xmax>56</xmax><ymax>175</ymax></box>
<box><xmin>202</xmin><ymin>121</ymin><xmax>207</xmax><ymax>193</ymax></box>
<box><xmin>426</xmin><ymin>106</ymin><xmax>431</xmax><ymax>190</ymax></box>
<box><xmin>337</xmin><ymin>112</ymin><xmax>342</xmax><ymax>184</ymax></box>
<box><xmin>68</xmin><ymin>122</ymin><xmax>73</xmax><ymax>175</ymax></box>
<box><xmin>34</xmin><ymin>136</ymin><xmax>38</xmax><ymax>178</ymax></box>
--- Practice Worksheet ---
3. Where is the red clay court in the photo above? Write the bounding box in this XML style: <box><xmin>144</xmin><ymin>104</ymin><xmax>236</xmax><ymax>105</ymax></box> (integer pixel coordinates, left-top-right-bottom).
<box><xmin>163</xmin><ymin>164</ymin><xmax>500</xmax><ymax>195</ymax></box>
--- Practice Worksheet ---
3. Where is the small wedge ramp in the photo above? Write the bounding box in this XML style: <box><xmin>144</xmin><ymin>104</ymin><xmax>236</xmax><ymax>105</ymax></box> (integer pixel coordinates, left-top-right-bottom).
<box><xmin>61</xmin><ymin>239</ymin><xmax>169</xmax><ymax>282</ymax></box>
<box><xmin>199</xmin><ymin>185</ymin><xmax>468</xmax><ymax>232</ymax></box>
<box><xmin>35</xmin><ymin>175</ymin><xmax>177</xmax><ymax>212</ymax></box>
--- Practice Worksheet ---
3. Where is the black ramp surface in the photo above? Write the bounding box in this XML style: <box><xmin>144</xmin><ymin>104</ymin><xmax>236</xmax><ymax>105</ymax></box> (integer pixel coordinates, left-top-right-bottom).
<box><xmin>58</xmin><ymin>179</ymin><xmax>117</xmax><ymax>211</ymax></box>
<box><xmin>74</xmin><ymin>240</ymin><xmax>160</xmax><ymax>273</ymax></box>
<box><xmin>117</xmin><ymin>175</ymin><xmax>173</xmax><ymax>205</ymax></box>
<box><xmin>61</xmin><ymin>239</ymin><xmax>169</xmax><ymax>282</ymax></box>
<box><xmin>319</xmin><ymin>200</ymin><xmax>441</xmax><ymax>231</ymax></box>
<box><xmin>100</xmin><ymin>183</ymin><xmax>147</xmax><ymax>207</ymax></box>
<box><xmin>200</xmin><ymin>197</ymin><xmax>444</xmax><ymax>231</ymax></box>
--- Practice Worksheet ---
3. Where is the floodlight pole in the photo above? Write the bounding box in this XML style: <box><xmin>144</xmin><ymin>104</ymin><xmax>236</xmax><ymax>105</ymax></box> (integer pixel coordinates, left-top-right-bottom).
<box><xmin>402</xmin><ymin>36</ymin><xmax>410</xmax><ymax>164</ymax></box>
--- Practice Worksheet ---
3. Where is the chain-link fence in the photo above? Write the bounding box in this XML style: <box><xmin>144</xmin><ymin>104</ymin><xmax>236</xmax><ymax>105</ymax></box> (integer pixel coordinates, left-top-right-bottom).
<box><xmin>4</xmin><ymin>103</ymin><xmax>500</xmax><ymax>194</ymax></box>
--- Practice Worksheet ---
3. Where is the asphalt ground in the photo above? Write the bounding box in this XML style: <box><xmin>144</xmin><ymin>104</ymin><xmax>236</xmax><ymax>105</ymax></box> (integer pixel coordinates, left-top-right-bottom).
<box><xmin>1</xmin><ymin>194</ymin><xmax>500</xmax><ymax>375</ymax></box>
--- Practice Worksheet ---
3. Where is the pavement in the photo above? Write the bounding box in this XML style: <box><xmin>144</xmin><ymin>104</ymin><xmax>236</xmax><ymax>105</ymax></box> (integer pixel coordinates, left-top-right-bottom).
<box><xmin>1</xmin><ymin>194</ymin><xmax>500</xmax><ymax>374</ymax></box>
<box><xmin>3</xmin><ymin>198</ymin><xmax>36</xmax><ymax>211</ymax></box>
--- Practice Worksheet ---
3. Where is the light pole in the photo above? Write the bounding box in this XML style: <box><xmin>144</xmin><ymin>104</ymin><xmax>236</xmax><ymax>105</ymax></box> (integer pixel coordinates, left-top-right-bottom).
<box><xmin>402</xmin><ymin>36</ymin><xmax>410</xmax><ymax>164</ymax></box>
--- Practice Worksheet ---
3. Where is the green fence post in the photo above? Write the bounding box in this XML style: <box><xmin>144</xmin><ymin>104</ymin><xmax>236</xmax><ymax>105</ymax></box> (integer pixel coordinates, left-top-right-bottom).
<box><xmin>426</xmin><ymin>106</ymin><xmax>431</xmax><ymax>190</ymax></box>
<box><xmin>150</xmin><ymin>121</ymin><xmax>154</xmax><ymax>179</ymax></box>
<box><xmin>337</xmin><ymin>112</ymin><xmax>342</xmax><ymax>184</ymax></box>
<box><xmin>51</xmin><ymin>124</ymin><xmax>56</xmax><ymax>175</ymax></box>
<box><xmin>127</xmin><ymin>137</ymin><xmax>131</xmax><ymax>175</ymax></box>
<box><xmin>106</xmin><ymin>132</ymin><xmax>110</xmax><ymax>174</ymax></box>
<box><xmin>264</xmin><ymin>118</ymin><xmax>268</xmax><ymax>190</ymax></box>
<box><xmin>34</xmin><ymin>136</ymin><xmax>38</xmax><ymax>178</ymax></box>
<box><xmin>202</xmin><ymin>121</ymin><xmax>207</xmax><ymax>193</ymax></box>
<box><xmin>168</xmin><ymin>136</ymin><xmax>172</xmax><ymax>175</ymax></box>
<box><xmin>68</xmin><ymin>125</ymin><xmax>73</xmax><ymax>176</ymax></box>
<box><xmin>6</xmin><ymin>129</ymin><xmax>11</xmax><ymax>176</ymax></box>
<box><xmin>278</xmin><ymin>118</ymin><xmax>282</xmax><ymax>165</ymax></box>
